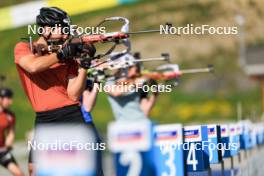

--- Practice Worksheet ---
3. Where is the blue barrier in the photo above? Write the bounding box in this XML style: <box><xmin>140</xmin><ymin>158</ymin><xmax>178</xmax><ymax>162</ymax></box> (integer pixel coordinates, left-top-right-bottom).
<box><xmin>221</xmin><ymin>124</ymin><xmax>233</xmax><ymax>158</ymax></box>
<box><xmin>256</xmin><ymin>123</ymin><xmax>264</xmax><ymax>145</ymax></box>
<box><xmin>183</xmin><ymin>125</ymin><xmax>210</xmax><ymax>172</ymax></box>
<box><xmin>153</xmin><ymin>124</ymin><xmax>185</xmax><ymax>176</ymax></box>
<box><xmin>108</xmin><ymin>120</ymin><xmax>154</xmax><ymax>176</ymax></box>
<box><xmin>206</xmin><ymin>124</ymin><xmax>222</xmax><ymax>164</ymax></box>
<box><xmin>229</xmin><ymin>123</ymin><xmax>240</xmax><ymax>156</ymax></box>
<box><xmin>107</xmin><ymin>120</ymin><xmax>264</xmax><ymax>176</ymax></box>
<box><xmin>238</xmin><ymin>120</ymin><xmax>252</xmax><ymax>150</ymax></box>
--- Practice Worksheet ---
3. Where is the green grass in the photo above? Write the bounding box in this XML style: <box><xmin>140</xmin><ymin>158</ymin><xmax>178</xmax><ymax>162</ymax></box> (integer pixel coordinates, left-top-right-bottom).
<box><xmin>0</xmin><ymin>0</ymin><xmax>263</xmax><ymax>140</ymax></box>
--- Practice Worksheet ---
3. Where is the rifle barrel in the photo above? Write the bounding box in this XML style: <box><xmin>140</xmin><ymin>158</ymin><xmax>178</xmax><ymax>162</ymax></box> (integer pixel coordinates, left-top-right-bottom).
<box><xmin>180</xmin><ymin>67</ymin><xmax>213</xmax><ymax>74</ymax></box>
<box><xmin>133</xmin><ymin>57</ymin><xmax>167</xmax><ymax>62</ymax></box>
<box><xmin>90</xmin><ymin>59</ymin><xmax>110</xmax><ymax>69</ymax></box>
<box><xmin>127</xmin><ymin>29</ymin><xmax>161</xmax><ymax>34</ymax></box>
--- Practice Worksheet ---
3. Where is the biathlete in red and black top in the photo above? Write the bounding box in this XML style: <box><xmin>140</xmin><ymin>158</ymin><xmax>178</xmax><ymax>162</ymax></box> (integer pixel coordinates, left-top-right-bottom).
<box><xmin>14</xmin><ymin>7</ymin><xmax>103</xmax><ymax>176</ymax></box>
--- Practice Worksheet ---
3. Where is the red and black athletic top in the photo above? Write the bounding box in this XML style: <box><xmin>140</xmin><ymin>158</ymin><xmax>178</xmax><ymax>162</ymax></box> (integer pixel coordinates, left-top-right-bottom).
<box><xmin>0</xmin><ymin>111</ymin><xmax>15</xmax><ymax>147</ymax></box>
<box><xmin>14</xmin><ymin>42</ymin><xmax>80</xmax><ymax>112</ymax></box>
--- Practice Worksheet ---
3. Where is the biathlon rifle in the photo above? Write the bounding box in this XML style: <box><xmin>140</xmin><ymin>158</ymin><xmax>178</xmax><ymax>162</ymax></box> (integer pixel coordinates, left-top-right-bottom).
<box><xmin>87</xmin><ymin>53</ymin><xmax>171</xmax><ymax>83</ymax></box>
<box><xmin>143</xmin><ymin>64</ymin><xmax>214</xmax><ymax>86</ymax></box>
<box><xmin>90</xmin><ymin>53</ymin><xmax>170</xmax><ymax>70</ymax></box>
<box><xmin>31</xmin><ymin>17</ymin><xmax>173</xmax><ymax>61</ymax></box>
<box><xmin>114</xmin><ymin>64</ymin><xmax>214</xmax><ymax>86</ymax></box>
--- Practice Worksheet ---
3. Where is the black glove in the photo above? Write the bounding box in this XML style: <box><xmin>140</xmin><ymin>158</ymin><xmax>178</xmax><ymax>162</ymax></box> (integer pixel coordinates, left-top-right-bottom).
<box><xmin>79</xmin><ymin>43</ymin><xmax>97</xmax><ymax>69</ymax></box>
<box><xmin>80</xmin><ymin>59</ymin><xmax>92</xmax><ymax>69</ymax></box>
<box><xmin>82</xmin><ymin>43</ymin><xmax>96</xmax><ymax>58</ymax></box>
<box><xmin>56</xmin><ymin>43</ymin><xmax>83</xmax><ymax>62</ymax></box>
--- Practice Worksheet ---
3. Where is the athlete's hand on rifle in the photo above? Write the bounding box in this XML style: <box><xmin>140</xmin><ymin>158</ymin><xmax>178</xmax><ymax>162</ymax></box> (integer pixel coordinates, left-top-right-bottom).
<box><xmin>57</xmin><ymin>42</ymin><xmax>96</xmax><ymax>64</ymax></box>
<box><xmin>56</xmin><ymin>43</ymin><xmax>83</xmax><ymax>61</ymax></box>
<box><xmin>79</xmin><ymin>43</ymin><xmax>97</xmax><ymax>69</ymax></box>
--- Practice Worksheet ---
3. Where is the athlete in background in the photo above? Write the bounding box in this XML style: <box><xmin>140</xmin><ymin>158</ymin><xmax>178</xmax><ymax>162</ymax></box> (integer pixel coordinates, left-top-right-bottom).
<box><xmin>81</xmin><ymin>80</ymin><xmax>99</xmax><ymax>123</ymax></box>
<box><xmin>139</xmin><ymin>79</ymin><xmax>159</xmax><ymax>117</ymax></box>
<box><xmin>81</xmin><ymin>79</ymin><xmax>103</xmax><ymax>172</ymax></box>
<box><xmin>0</xmin><ymin>88</ymin><xmax>24</xmax><ymax>176</ymax></box>
<box><xmin>106</xmin><ymin>53</ymin><xmax>159</xmax><ymax>120</ymax></box>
